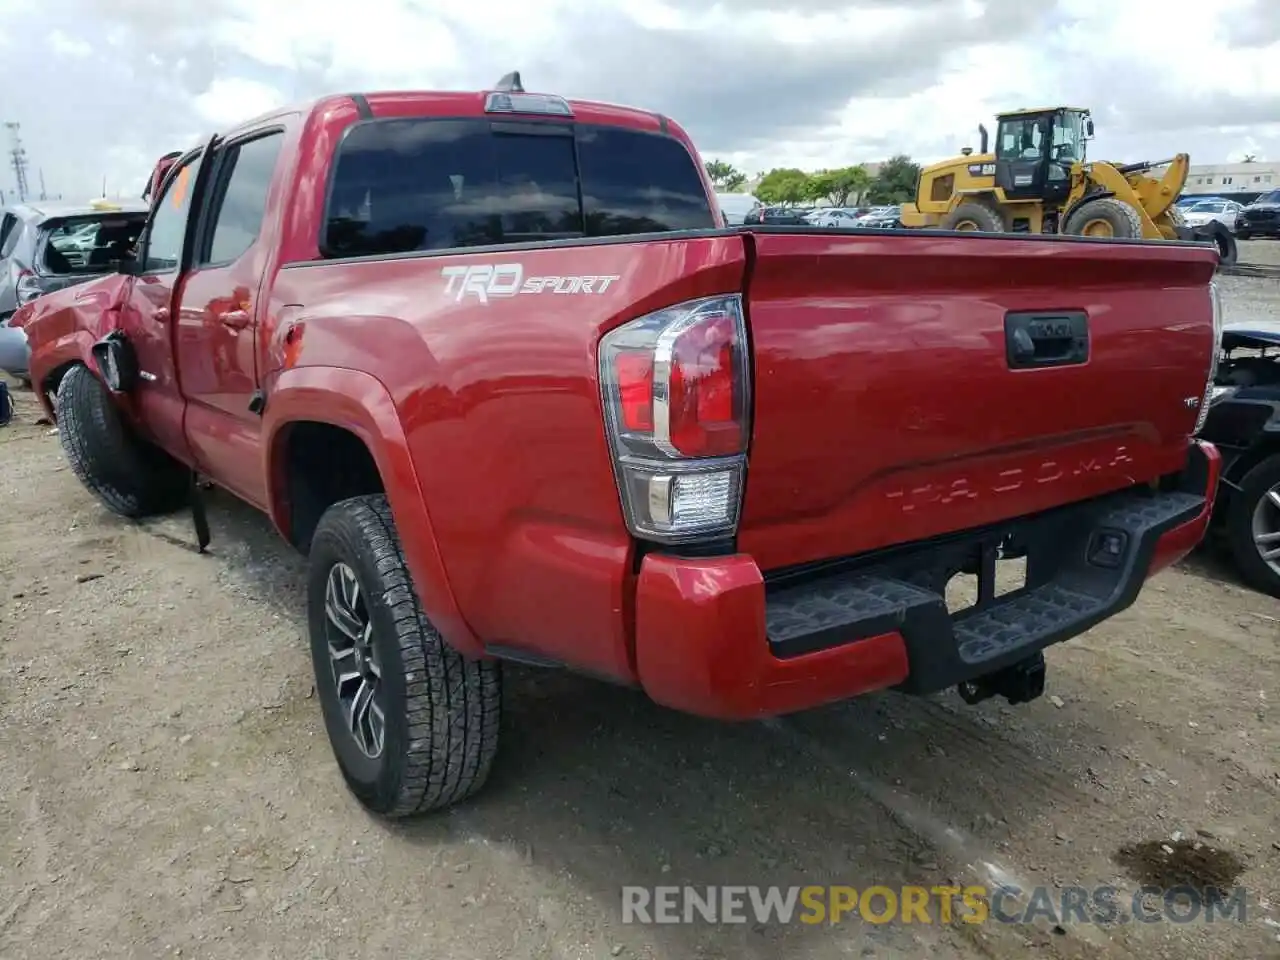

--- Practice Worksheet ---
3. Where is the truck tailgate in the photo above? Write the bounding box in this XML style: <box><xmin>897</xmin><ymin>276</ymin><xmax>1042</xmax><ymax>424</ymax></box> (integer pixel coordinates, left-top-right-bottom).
<box><xmin>739</xmin><ymin>230</ymin><xmax>1218</xmax><ymax>572</ymax></box>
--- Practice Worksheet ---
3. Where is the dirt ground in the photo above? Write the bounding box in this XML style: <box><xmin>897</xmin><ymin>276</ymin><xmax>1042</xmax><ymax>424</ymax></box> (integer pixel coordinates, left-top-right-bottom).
<box><xmin>2</xmin><ymin>280</ymin><xmax>1279</xmax><ymax>959</ymax></box>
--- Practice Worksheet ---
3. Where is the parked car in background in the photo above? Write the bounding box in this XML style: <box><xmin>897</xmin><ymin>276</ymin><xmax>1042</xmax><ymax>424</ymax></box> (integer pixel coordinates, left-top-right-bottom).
<box><xmin>715</xmin><ymin>192</ymin><xmax>760</xmax><ymax>226</ymax></box>
<box><xmin>1181</xmin><ymin>199</ymin><xmax>1244</xmax><ymax>232</ymax></box>
<box><xmin>1236</xmin><ymin>189</ymin><xmax>1280</xmax><ymax>240</ymax></box>
<box><xmin>809</xmin><ymin>208</ymin><xmax>862</xmax><ymax>227</ymax></box>
<box><xmin>0</xmin><ymin>199</ymin><xmax>149</xmax><ymax>383</ymax></box>
<box><xmin>857</xmin><ymin>205</ymin><xmax>902</xmax><ymax>228</ymax></box>
<box><xmin>743</xmin><ymin>205</ymin><xmax>808</xmax><ymax>225</ymax></box>
<box><xmin>1201</xmin><ymin>320</ymin><xmax>1280</xmax><ymax>598</ymax></box>
<box><xmin>1177</xmin><ymin>194</ymin><xmax>1225</xmax><ymax>208</ymax></box>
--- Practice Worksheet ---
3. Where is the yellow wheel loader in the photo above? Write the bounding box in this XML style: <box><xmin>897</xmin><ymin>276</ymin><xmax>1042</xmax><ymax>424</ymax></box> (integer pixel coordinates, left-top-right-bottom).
<box><xmin>899</xmin><ymin>107</ymin><xmax>1237</xmax><ymax>265</ymax></box>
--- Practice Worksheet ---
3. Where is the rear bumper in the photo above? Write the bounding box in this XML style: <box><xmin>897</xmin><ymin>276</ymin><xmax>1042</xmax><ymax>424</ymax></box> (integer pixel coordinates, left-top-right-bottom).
<box><xmin>634</xmin><ymin>440</ymin><xmax>1220</xmax><ymax>720</ymax></box>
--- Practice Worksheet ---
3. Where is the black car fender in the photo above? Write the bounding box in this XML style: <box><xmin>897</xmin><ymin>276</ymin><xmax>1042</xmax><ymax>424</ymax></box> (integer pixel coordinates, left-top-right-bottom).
<box><xmin>1200</xmin><ymin>388</ymin><xmax>1280</xmax><ymax>523</ymax></box>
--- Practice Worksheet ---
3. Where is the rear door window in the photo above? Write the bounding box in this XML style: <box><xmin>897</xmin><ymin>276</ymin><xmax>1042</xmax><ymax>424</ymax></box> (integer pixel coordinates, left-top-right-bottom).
<box><xmin>200</xmin><ymin>131</ymin><xmax>285</xmax><ymax>266</ymax></box>
<box><xmin>323</xmin><ymin>119</ymin><xmax>714</xmax><ymax>258</ymax></box>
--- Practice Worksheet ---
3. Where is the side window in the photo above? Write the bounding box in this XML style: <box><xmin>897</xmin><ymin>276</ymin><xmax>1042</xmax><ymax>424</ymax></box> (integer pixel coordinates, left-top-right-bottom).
<box><xmin>998</xmin><ymin>120</ymin><xmax>1043</xmax><ymax>159</ymax></box>
<box><xmin>203</xmin><ymin>132</ymin><xmax>285</xmax><ymax>265</ymax></box>
<box><xmin>0</xmin><ymin>213</ymin><xmax>19</xmax><ymax>259</ymax></box>
<box><xmin>144</xmin><ymin>153</ymin><xmax>201</xmax><ymax>272</ymax></box>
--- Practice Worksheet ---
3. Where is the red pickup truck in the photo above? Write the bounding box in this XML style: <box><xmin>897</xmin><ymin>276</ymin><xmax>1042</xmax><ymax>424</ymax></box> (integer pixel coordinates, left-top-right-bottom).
<box><xmin>19</xmin><ymin>76</ymin><xmax>1224</xmax><ymax>818</ymax></box>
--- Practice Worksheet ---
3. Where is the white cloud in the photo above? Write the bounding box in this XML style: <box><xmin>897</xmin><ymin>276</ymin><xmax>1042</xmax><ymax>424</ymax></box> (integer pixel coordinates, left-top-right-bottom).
<box><xmin>193</xmin><ymin>78</ymin><xmax>288</xmax><ymax>128</ymax></box>
<box><xmin>47</xmin><ymin>28</ymin><xmax>92</xmax><ymax>58</ymax></box>
<box><xmin>0</xmin><ymin>0</ymin><xmax>1276</xmax><ymax>202</ymax></box>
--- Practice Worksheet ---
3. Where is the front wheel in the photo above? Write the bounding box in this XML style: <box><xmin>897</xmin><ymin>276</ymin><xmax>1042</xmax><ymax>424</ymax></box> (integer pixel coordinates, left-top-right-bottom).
<box><xmin>1062</xmin><ymin>198</ymin><xmax>1143</xmax><ymax>239</ymax></box>
<box><xmin>1225</xmin><ymin>454</ymin><xmax>1280</xmax><ymax>599</ymax></box>
<box><xmin>54</xmin><ymin>364</ymin><xmax>189</xmax><ymax>518</ymax></box>
<box><xmin>307</xmin><ymin>494</ymin><xmax>502</xmax><ymax>816</ymax></box>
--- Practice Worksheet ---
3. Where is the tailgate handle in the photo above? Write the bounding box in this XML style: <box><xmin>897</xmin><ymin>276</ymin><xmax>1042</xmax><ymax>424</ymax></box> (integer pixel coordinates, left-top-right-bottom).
<box><xmin>1004</xmin><ymin>311</ymin><xmax>1088</xmax><ymax>369</ymax></box>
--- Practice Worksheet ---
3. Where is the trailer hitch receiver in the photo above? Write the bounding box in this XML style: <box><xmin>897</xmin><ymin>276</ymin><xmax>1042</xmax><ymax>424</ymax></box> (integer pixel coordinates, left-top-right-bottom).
<box><xmin>957</xmin><ymin>651</ymin><xmax>1047</xmax><ymax>706</ymax></box>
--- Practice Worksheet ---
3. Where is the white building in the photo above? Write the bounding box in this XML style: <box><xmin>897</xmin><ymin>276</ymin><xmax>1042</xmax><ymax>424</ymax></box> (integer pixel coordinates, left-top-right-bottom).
<box><xmin>1179</xmin><ymin>162</ymin><xmax>1278</xmax><ymax>201</ymax></box>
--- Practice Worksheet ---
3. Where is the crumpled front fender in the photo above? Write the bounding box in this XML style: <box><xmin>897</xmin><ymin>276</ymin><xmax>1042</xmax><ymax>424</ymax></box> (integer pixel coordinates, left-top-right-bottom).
<box><xmin>24</xmin><ymin>273</ymin><xmax>134</xmax><ymax>419</ymax></box>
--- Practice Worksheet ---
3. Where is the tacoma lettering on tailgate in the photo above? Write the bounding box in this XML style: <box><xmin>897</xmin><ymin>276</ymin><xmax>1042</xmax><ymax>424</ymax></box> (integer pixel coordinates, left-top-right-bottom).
<box><xmin>885</xmin><ymin>445</ymin><xmax>1136</xmax><ymax>513</ymax></box>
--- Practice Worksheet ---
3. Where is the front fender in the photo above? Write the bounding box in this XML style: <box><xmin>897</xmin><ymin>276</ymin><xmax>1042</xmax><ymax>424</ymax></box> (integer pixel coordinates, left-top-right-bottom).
<box><xmin>25</xmin><ymin>275</ymin><xmax>134</xmax><ymax>419</ymax></box>
<box><xmin>262</xmin><ymin>365</ymin><xmax>483</xmax><ymax>659</ymax></box>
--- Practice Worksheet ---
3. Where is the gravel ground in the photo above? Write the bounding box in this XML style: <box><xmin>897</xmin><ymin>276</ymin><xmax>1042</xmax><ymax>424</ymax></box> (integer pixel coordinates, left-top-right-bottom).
<box><xmin>1240</xmin><ymin>240</ymin><xmax>1280</xmax><ymax>268</ymax></box>
<box><xmin>1</xmin><ymin>279</ymin><xmax>1279</xmax><ymax>959</ymax></box>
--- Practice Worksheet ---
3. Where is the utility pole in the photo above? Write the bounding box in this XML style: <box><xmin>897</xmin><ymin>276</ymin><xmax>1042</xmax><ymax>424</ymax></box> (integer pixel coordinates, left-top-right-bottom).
<box><xmin>4</xmin><ymin>121</ymin><xmax>30</xmax><ymax>203</ymax></box>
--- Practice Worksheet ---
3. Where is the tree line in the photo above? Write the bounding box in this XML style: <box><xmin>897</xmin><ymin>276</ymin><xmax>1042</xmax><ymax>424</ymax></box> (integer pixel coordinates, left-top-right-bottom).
<box><xmin>705</xmin><ymin>155</ymin><xmax>923</xmax><ymax>207</ymax></box>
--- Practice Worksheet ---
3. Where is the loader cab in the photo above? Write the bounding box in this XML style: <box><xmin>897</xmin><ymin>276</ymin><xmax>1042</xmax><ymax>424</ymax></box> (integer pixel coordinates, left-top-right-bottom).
<box><xmin>994</xmin><ymin>108</ymin><xmax>1092</xmax><ymax>204</ymax></box>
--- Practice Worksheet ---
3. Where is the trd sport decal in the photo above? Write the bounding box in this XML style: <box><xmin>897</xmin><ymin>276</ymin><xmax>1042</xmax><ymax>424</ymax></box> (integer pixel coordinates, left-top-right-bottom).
<box><xmin>442</xmin><ymin>264</ymin><xmax>622</xmax><ymax>304</ymax></box>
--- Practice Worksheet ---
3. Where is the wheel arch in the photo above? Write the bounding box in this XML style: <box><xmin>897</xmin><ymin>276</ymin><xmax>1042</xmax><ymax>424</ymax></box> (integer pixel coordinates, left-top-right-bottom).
<box><xmin>32</xmin><ymin>336</ymin><xmax>100</xmax><ymax>423</ymax></box>
<box><xmin>263</xmin><ymin>366</ymin><xmax>483</xmax><ymax>658</ymax></box>
<box><xmin>1212</xmin><ymin>433</ymin><xmax>1280</xmax><ymax>524</ymax></box>
<box><xmin>1224</xmin><ymin>433</ymin><xmax>1280</xmax><ymax>486</ymax></box>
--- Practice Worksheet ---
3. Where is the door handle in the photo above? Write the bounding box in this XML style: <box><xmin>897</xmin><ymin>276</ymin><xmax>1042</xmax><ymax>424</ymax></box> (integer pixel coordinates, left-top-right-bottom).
<box><xmin>152</xmin><ymin>307</ymin><xmax>170</xmax><ymax>323</ymax></box>
<box><xmin>219</xmin><ymin>309</ymin><xmax>251</xmax><ymax>330</ymax></box>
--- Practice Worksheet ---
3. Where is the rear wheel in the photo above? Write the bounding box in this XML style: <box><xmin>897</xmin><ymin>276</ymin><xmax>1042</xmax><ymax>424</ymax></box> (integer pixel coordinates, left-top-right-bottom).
<box><xmin>940</xmin><ymin>201</ymin><xmax>1003</xmax><ymax>233</ymax></box>
<box><xmin>1063</xmin><ymin>198</ymin><xmax>1143</xmax><ymax>239</ymax></box>
<box><xmin>307</xmin><ymin>494</ymin><xmax>502</xmax><ymax>816</ymax></box>
<box><xmin>54</xmin><ymin>364</ymin><xmax>189</xmax><ymax>518</ymax></box>
<box><xmin>1225</xmin><ymin>454</ymin><xmax>1280</xmax><ymax>599</ymax></box>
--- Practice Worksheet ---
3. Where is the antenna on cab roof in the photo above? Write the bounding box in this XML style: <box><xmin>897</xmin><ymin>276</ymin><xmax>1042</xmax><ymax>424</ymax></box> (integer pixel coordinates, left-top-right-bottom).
<box><xmin>494</xmin><ymin>71</ymin><xmax>524</xmax><ymax>93</ymax></box>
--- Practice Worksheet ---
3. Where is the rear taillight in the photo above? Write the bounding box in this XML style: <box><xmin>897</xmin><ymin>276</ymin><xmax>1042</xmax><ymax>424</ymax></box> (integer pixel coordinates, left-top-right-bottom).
<box><xmin>13</xmin><ymin>266</ymin><xmax>41</xmax><ymax>305</ymax></box>
<box><xmin>599</xmin><ymin>295</ymin><xmax>750</xmax><ymax>544</ymax></box>
<box><xmin>1193</xmin><ymin>280</ymin><xmax>1223</xmax><ymax>437</ymax></box>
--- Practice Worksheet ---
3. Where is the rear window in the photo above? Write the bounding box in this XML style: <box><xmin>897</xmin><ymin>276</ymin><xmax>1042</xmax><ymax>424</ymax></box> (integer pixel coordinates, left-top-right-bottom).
<box><xmin>323</xmin><ymin>119</ymin><xmax>714</xmax><ymax>258</ymax></box>
<box><xmin>40</xmin><ymin>214</ymin><xmax>148</xmax><ymax>275</ymax></box>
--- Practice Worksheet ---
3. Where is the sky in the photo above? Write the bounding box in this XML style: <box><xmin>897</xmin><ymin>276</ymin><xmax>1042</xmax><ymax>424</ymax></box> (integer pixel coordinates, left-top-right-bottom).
<box><xmin>0</xmin><ymin>0</ymin><xmax>1277</xmax><ymax>202</ymax></box>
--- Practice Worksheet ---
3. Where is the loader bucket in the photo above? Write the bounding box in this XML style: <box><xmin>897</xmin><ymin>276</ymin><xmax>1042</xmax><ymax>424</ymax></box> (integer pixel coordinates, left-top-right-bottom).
<box><xmin>1177</xmin><ymin>220</ymin><xmax>1238</xmax><ymax>266</ymax></box>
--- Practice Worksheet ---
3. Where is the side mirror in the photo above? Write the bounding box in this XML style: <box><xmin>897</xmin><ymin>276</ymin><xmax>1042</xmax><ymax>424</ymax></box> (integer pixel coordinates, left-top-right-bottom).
<box><xmin>1085</xmin><ymin>119</ymin><xmax>1095</xmax><ymax>138</ymax></box>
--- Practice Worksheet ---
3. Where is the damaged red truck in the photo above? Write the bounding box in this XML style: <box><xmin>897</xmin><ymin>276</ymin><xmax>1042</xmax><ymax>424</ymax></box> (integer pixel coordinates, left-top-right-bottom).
<box><xmin>19</xmin><ymin>78</ymin><xmax>1223</xmax><ymax>818</ymax></box>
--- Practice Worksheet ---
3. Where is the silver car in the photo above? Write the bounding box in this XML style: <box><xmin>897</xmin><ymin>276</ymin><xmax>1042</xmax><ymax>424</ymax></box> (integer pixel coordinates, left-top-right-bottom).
<box><xmin>1181</xmin><ymin>199</ymin><xmax>1244</xmax><ymax>232</ymax></box>
<box><xmin>0</xmin><ymin>199</ymin><xmax>149</xmax><ymax>383</ymax></box>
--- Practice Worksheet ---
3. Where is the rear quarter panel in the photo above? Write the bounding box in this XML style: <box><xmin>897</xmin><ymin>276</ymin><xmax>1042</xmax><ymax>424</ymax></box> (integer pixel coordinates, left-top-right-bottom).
<box><xmin>268</xmin><ymin>233</ymin><xmax>746</xmax><ymax>680</ymax></box>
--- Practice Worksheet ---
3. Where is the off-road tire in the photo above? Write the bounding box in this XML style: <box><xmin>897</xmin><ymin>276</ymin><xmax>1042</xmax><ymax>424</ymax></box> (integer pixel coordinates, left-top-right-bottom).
<box><xmin>307</xmin><ymin>494</ymin><xmax>502</xmax><ymax>816</ymax></box>
<box><xmin>54</xmin><ymin>364</ymin><xmax>189</xmax><ymax>518</ymax></box>
<box><xmin>940</xmin><ymin>201</ymin><xmax>1004</xmax><ymax>233</ymax></box>
<box><xmin>1062</xmin><ymin>198</ymin><xmax>1143</xmax><ymax>240</ymax></box>
<box><xmin>1225</xmin><ymin>453</ymin><xmax>1280</xmax><ymax>599</ymax></box>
